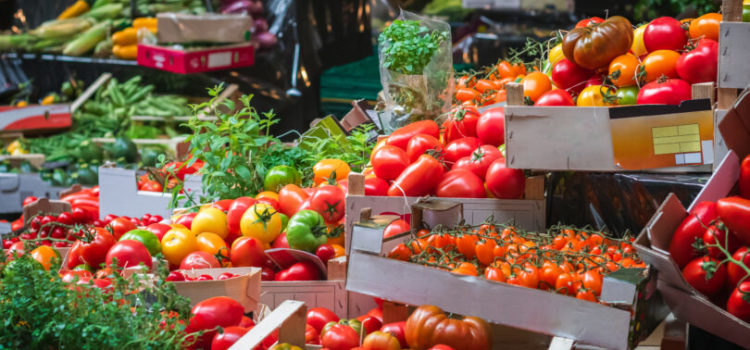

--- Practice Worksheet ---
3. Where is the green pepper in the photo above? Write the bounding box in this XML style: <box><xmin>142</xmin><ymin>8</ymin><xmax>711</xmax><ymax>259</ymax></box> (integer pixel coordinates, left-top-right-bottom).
<box><xmin>279</xmin><ymin>213</ymin><xmax>289</xmax><ymax>232</ymax></box>
<box><xmin>263</xmin><ymin>165</ymin><xmax>301</xmax><ymax>192</ymax></box>
<box><xmin>322</xmin><ymin>319</ymin><xmax>363</xmax><ymax>337</ymax></box>
<box><xmin>286</xmin><ymin>210</ymin><xmax>328</xmax><ymax>252</ymax></box>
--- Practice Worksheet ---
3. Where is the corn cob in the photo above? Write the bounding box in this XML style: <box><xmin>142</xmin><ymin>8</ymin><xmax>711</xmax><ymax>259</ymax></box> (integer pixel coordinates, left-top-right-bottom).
<box><xmin>63</xmin><ymin>20</ymin><xmax>110</xmax><ymax>56</ymax></box>
<box><xmin>58</xmin><ymin>0</ymin><xmax>90</xmax><ymax>20</ymax></box>
<box><xmin>33</xmin><ymin>17</ymin><xmax>92</xmax><ymax>38</ymax></box>
<box><xmin>82</xmin><ymin>3</ymin><xmax>123</xmax><ymax>20</ymax></box>
<box><xmin>93</xmin><ymin>38</ymin><xmax>113</xmax><ymax>57</ymax></box>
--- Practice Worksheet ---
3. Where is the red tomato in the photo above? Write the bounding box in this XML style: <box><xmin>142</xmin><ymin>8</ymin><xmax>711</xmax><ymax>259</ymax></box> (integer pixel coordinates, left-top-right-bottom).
<box><xmin>727</xmin><ymin>281</ymin><xmax>750</xmax><ymax>322</ymax></box>
<box><xmin>196</xmin><ymin>274</ymin><xmax>213</xmax><ymax>281</ymax></box>
<box><xmin>107</xmin><ymin>217</ymin><xmax>137</xmax><ymax>240</ymax></box>
<box><xmin>272</xmin><ymin>232</ymin><xmax>290</xmax><ymax>249</ymax></box>
<box><xmin>310</xmin><ymin>185</ymin><xmax>346</xmax><ymax>224</ymax></box>
<box><xmin>23</xmin><ymin>196</ymin><xmax>38</xmax><ymax>206</ymax></box>
<box><xmin>256</xmin><ymin>197</ymin><xmax>282</xmax><ymax>213</ymax></box>
<box><xmin>429</xmin><ymin>346</ymin><xmax>456</xmax><ymax>350</ymax></box>
<box><xmin>703</xmin><ymin>223</ymin><xmax>739</xmax><ymax>259</ymax></box>
<box><xmin>669</xmin><ymin>202</ymin><xmax>719</xmax><ymax>267</ymax></box>
<box><xmin>186</xmin><ymin>296</ymin><xmax>244</xmax><ymax>350</ymax></box>
<box><xmin>5</xmin><ymin>241</ymin><xmax>25</xmax><ymax>259</ymax></box>
<box><xmin>551</xmin><ymin>58</ymin><xmax>593</xmax><ymax>94</ymax></box>
<box><xmin>535</xmin><ymin>89</ymin><xmax>575</xmax><ymax>106</ymax></box>
<box><xmin>718</xmin><ymin>196</ymin><xmax>750</xmax><ymax>244</ymax></box>
<box><xmin>385</xmin><ymin>120</ymin><xmax>440</xmax><ymax>151</ymax></box>
<box><xmin>406</xmin><ymin>134</ymin><xmax>444</xmax><ymax>163</ymax></box>
<box><xmin>217</xmin><ymin>272</ymin><xmax>237</xmax><ymax>280</ymax></box>
<box><xmin>444</xmin><ymin>137</ymin><xmax>482</xmax><ymax>165</ymax></box>
<box><xmin>485</xmin><ymin>159</ymin><xmax>525</xmax><ymax>199</ymax></box>
<box><xmin>146</xmin><ymin>223</ymin><xmax>171</xmax><ymax>241</ymax></box>
<box><xmin>387</xmin><ymin>154</ymin><xmax>445</xmax><ymax>197</ymax></box>
<box><xmin>307</xmin><ymin>307</ymin><xmax>340</xmax><ymax>332</ymax></box>
<box><xmin>278</xmin><ymin>184</ymin><xmax>310</xmax><ymax>217</ymax></box>
<box><xmin>575</xmin><ymin>16</ymin><xmax>604</xmax><ymax>28</ymax></box>
<box><xmin>381</xmin><ymin>321</ymin><xmax>407</xmax><ymax>348</ymax></box>
<box><xmin>443</xmin><ymin>106</ymin><xmax>480</xmax><ymax>142</ymax></box>
<box><xmin>728</xmin><ymin>247</ymin><xmax>750</xmax><ymax>289</ymax></box>
<box><xmin>60</xmin><ymin>269</ymin><xmax>93</xmax><ymax>284</ymax></box>
<box><xmin>315</xmin><ymin>244</ymin><xmax>336</xmax><ymax>265</ymax></box>
<box><xmin>227</xmin><ymin>197</ymin><xmax>255</xmax><ymax>235</ymax></box>
<box><xmin>174</xmin><ymin>212</ymin><xmax>197</xmax><ymax>230</ymax></box>
<box><xmin>475</xmin><ymin>107</ymin><xmax>505</xmax><ymax>147</ymax></box>
<box><xmin>452</xmin><ymin>145</ymin><xmax>503</xmax><ymax>180</ymax></box>
<box><xmin>321</xmin><ymin>323</ymin><xmax>360</xmax><ymax>350</ymax></box>
<box><xmin>211</xmin><ymin>199</ymin><xmax>233</xmax><ymax>212</ymax></box>
<box><xmin>636</xmin><ymin>78</ymin><xmax>691</xmax><ymax>105</ymax></box>
<box><xmin>364</xmin><ymin>177</ymin><xmax>389</xmax><ymax>196</ymax></box>
<box><xmin>676</xmin><ymin>39</ymin><xmax>718</xmax><ymax>84</ymax></box>
<box><xmin>180</xmin><ymin>251</ymin><xmax>220</xmax><ymax>270</ymax></box>
<box><xmin>372</xmin><ymin>145</ymin><xmax>410</xmax><ymax>181</ymax></box>
<box><xmin>741</xmin><ymin>154</ymin><xmax>750</xmax><ymax>200</ymax></box>
<box><xmin>211</xmin><ymin>326</ymin><xmax>249</xmax><ymax>350</ymax></box>
<box><xmin>230</xmin><ymin>236</ymin><xmax>266</xmax><ymax>267</ymax></box>
<box><xmin>644</xmin><ymin>17</ymin><xmax>688</xmax><ymax>52</ymax></box>
<box><xmin>105</xmin><ymin>240</ymin><xmax>152</xmax><ymax>270</ymax></box>
<box><xmin>238</xmin><ymin>316</ymin><xmax>255</xmax><ymax>328</ymax></box>
<box><xmin>436</xmin><ymin>169</ymin><xmax>486</xmax><ymax>198</ymax></box>
<box><xmin>261</xmin><ymin>266</ymin><xmax>275</xmax><ymax>281</ymax></box>
<box><xmin>274</xmin><ymin>261</ymin><xmax>321</xmax><ymax>281</ymax></box>
<box><xmin>383</xmin><ymin>219</ymin><xmax>410</xmax><ymax>238</ymax></box>
<box><xmin>166</xmin><ymin>271</ymin><xmax>186</xmax><ymax>281</ymax></box>
<box><xmin>79</xmin><ymin>228</ymin><xmax>116</xmax><ymax>269</ymax></box>
<box><xmin>682</xmin><ymin>256</ymin><xmax>726</xmax><ymax>297</ymax></box>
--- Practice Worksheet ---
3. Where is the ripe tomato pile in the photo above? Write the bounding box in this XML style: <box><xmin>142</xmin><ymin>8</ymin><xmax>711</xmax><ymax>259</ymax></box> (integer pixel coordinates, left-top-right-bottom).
<box><xmin>453</xmin><ymin>12</ymin><xmax>720</xmax><ymax>108</ymax></box>
<box><xmin>368</xmin><ymin>106</ymin><xmax>524</xmax><ymax>199</ymax></box>
<box><xmin>667</xmin><ymin>154</ymin><xmax>750</xmax><ymax>322</ymax></box>
<box><xmin>138</xmin><ymin>158</ymin><xmax>205</xmax><ymax>193</ymax></box>
<box><xmin>387</xmin><ymin>223</ymin><xmax>646</xmax><ymax>302</ymax></box>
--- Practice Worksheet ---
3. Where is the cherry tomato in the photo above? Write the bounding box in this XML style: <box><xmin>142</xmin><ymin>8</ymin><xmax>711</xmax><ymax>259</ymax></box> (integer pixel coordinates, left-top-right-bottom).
<box><xmin>521</xmin><ymin>72</ymin><xmax>552</xmax><ymax>103</ymax></box>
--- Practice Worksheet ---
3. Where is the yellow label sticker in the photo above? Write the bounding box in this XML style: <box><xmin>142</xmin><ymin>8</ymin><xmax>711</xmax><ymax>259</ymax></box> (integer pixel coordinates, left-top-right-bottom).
<box><xmin>652</xmin><ymin>124</ymin><xmax>700</xmax><ymax>155</ymax></box>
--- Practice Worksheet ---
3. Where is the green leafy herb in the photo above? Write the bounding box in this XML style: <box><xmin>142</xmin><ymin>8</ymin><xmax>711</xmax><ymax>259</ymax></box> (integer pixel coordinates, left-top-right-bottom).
<box><xmin>379</xmin><ymin>20</ymin><xmax>448</xmax><ymax>76</ymax></box>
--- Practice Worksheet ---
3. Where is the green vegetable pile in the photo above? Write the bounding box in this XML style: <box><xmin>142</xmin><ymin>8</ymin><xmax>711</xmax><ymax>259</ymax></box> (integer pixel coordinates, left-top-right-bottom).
<box><xmin>0</xmin><ymin>254</ymin><xmax>194</xmax><ymax>349</ymax></box>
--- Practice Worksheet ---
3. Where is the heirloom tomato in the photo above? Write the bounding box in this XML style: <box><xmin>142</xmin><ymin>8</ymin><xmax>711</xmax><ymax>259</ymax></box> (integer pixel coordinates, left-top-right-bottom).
<box><xmin>161</xmin><ymin>227</ymin><xmax>199</xmax><ymax>266</ymax></box>
<box><xmin>191</xmin><ymin>207</ymin><xmax>229</xmax><ymax>239</ymax></box>
<box><xmin>562</xmin><ymin>16</ymin><xmax>633</xmax><ymax>69</ymax></box>
<box><xmin>240</xmin><ymin>203</ymin><xmax>283</xmax><ymax>244</ymax></box>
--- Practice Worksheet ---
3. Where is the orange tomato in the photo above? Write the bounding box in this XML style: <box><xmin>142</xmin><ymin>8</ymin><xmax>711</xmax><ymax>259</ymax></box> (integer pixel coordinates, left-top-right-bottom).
<box><xmin>475</xmin><ymin>239</ymin><xmax>497</xmax><ymax>266</ymax></box>
<box><xmin>474</xmin><ymin>79</ymin><xmax>501</xmax><ymax>93</ymax></box>
<box><xmin>608</xmin><ymin>53</ymin><xmax>639</xmax><ymax>87</ymax></box>
<box><xmin>539</xmin><ymin>262</ymin><xmax>562</xmax><ymax>291</ymax></box>
<box><xmin>521</xmin><ymin>72</ymin><xmax>552</xmax><ymax>103</ymax></box>
<box><xmin>496</xmin><ymin>61</ymin><xmax>526</xmax><ymax>79</ymax></box>
<box><xmin>313</xmin><ymin>159</ymin><xmax>351</xmax><ymax>185</ymax></box>
<box><xmin>689</xmin><ymin>13</ymin><xmax>721</xmax><ymax>41</ymax></box>
<box><xmin>576</xmin><ymin>289</ymin><xmax>597</xmax><ymax>302</ymax></box>
<box><xmin>451</xmin><ymin>262</ymin><xmax>478</xmax><ymax>276</ymax></box>
<box><xmin>484</xmin><ymin>266</ymin><xmax>507</xmax><ymax>283</ymax></box>
<box><xmin>255</xmin><ymin>191</ymin><xmax>279</xmax><ymax>201</ymax></box>
<box><xmin>507</xmin><ymin>263</ymin><xmax>539</xmax><ymax>289</ymax></box>
<box><xmin>30</xmin><ymin>246</ymin><xmax>60</xmax><ymax>271</ymax></box>
<box><xmin>582</xmin><ymin>269</ymin><xmax>603</xmax><ymax>296</ymax></box>
<box><xmin>387</xmin><ymin>243</ymin><xmax>412</xmax><ymax>261</ymax></box>
<box><xmin>456</xmin><ymin>88</ymin><xmax>480</xmax><ymax>103</ymax></box>
<box><xmin>639</xmin><ymin>49</ymin><xmax>680</xmax><ymax>83</ymax></box>
<box><xmin>196</xmin><ymin>232</ymin><xmax>229</xmax><ymax>266</ymax></box>
<box><xmin>456</xmin><ymin>234</ymin><xmax>478</xmax><ymax>260</ymax></box>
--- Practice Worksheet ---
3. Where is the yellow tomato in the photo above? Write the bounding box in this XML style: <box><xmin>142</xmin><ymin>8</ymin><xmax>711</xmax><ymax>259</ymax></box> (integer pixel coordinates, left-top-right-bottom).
<box><xmin>191</xmin><ymin>207</ymin><xmax>228</xmax><ymax>239</ymax></box>
<box><xmin>196</xmin><ymin>232</ymin><xmax>229</xmax><ymax>266</ymax></box>
<box><xmin>169</xmin><ymin>223</ymin><xmax>188</xmax><ymax>230</ymax></box>
<box><xmin>240</xmin><ymin>203</ymin><xmax>282</xmax><ymax>244</ymax></box>
<box><xmin>6</xmin><ymin>140</ymin><xmax>21</xmax><ymax>153</ymax></box>
<box><xmin>577</xmin><ymin>85</ymin><xmax>616</xmax><ymax>107</ymax></box>
<box><xmin>331</xmin><ymin>243</ymin><xmax>346</xmax><ymax>257</ymax></box>
<box><xmin>313</xmin><ymin>159</ymin><xmax>351</xmax><ymax>185</ymax></box>
<box><xmin>30</xmin><ymin>246</ymin><xmax>60</xmax><ymax>271</ymax></box>
<box><xmin>255</xmin><ymin>191</ymin><xmax>279</xmax><ymax>201</ymax></box>
<box><xmin>161</xmin><ymin>228</ymin><xmax>198</xmax><ymax>266</ymax></box>
<box><xmin>631</xmin><ymin>24</ymin><xmax>648</xmax><ymax>57</ymax></box>
<box><xmin>548</xmin><ymin>43</ymin><xmax>564</xmax><ymax>67</ymax></box>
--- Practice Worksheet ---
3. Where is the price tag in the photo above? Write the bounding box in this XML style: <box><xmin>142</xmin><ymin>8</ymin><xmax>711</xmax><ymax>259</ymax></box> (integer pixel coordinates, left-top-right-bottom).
<box><xmin>609</xmin><ymin>100</ymin><xmax>713</xmax><ymax>170</ymax></box>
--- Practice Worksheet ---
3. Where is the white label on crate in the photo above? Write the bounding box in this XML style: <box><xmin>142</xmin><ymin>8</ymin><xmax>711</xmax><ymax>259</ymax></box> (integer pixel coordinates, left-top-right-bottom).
<box><xmin>208</xmin><ymin>52</ymin><xmax>232</xmax><ymax>68</ymax></box>
<box><xmin>684</xmin><ymin>152</ymin><xmax>702</xmax><ymax>164</ymax></box>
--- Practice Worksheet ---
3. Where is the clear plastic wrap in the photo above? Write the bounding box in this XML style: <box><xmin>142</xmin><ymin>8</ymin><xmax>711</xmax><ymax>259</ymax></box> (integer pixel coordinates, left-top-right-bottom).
<box><xmin>377</xmin><ymin>11</ymin><xmax>453</xmax><ymax>133</ymax></box>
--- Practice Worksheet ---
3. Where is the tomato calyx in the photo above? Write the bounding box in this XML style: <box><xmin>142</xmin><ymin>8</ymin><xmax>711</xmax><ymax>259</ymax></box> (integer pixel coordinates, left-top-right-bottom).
<box><xmin>325</xmin><ymin>170</ymin><xmax>338</xmax><ymax>186</ymax></box>
<box><xmin>250</xmin><ymin>205</ymin><xmax>277</xmax><ymax>231</ymax></box>
<box><xmin>700</xmin><ymin>258</ymin><xmax>719</xmax><ymax>280</ymax></box>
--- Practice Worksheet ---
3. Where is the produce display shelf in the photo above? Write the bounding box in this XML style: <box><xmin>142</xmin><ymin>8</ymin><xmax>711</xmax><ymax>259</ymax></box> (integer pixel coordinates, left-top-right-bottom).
<box><xmin>2</xmin><ymin>52</ymin><xmax>138</xmax><ymax>66</ymax></box>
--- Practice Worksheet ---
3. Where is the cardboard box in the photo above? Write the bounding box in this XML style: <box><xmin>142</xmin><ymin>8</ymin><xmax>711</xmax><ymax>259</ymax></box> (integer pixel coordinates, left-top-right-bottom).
<box><xmin>174</xmin><ymin>267</ymin><xmax>262</xmax><ymax>312</ymax></box>
<box><xmin>0</xmin><ymin>172</ymin><xmax>68</xmax><ymax>214</ymax></box>
<box><xmin>97</xmin><ymin>165</ymin><xmax>203</xmax><ymax>219</ymax></box>
<box><xmin>137</xmin><ymin>43</ymin><xmax>254</xmax><ymax>74</ymax></box>
<box><xmin>156</xmin><ymin>13</ymin><xmax>252</xmax><ymax>44</ymax></box>
<box><xmin>504</xmin><ymin>83</ymin><xmax>715</xmax><ymax>172</ymax></box>
<box><xmin>260</xmin><ymin>256</ymin><xmax>377</xmax><ymax>319</ymax></box>
<box><xmin>228</xmin><ymin>300</ymin><xmax>309</xmax><ymax>350</ymax></box>
<box><xmin>344</xmin><ymin>172</ymin><xmax>546</xmax><ymax>253</ymax></box>
<box><xmin>346</xmin><ymin>201</ymin><xmax>657</xmax><ymax>350</ymax></box>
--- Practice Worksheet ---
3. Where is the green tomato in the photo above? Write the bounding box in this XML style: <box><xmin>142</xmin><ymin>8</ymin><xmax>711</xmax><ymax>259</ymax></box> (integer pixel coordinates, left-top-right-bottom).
<box><xmin>286</xmin><ymin>210</ymin><xmax>328</xmax><ymax>252</ymax></box>
<box><xmin>120</xmin><ymin>229</ymin><xmax>161</xmax><ymax>256</ymax></box>
<box><xmin>744</xmin><ymin>4</ymin><xmax>750</xmax><ymax>22</ymax></box>
<box><xmin>263</xmin><ymin>165</ymin><xmax>301</xmax><ymax>192</ymax></box>
<box><xmin>322</xmin><ymin>319</ymin><xmax>363</xmax><ymax>337</ymax></box>
<box><xmin>616</xmin><ymin>86</ymin><xmax>639</xmax><ymax>106</ymax></box>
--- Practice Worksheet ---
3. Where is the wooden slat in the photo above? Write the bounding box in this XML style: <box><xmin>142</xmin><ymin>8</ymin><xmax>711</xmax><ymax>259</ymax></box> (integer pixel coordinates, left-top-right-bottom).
<box><xmin>229</xmin><ymin>300</ymin><xmax>307</xmax><ymax>350</ymax></box>
<box><xmin>507</xmin><ymin>83</ymin><xmax>524</xmax><ymax>106</ymax></box>
<box><xmin>71</xmin><ymin>73</ymin><xmax>111</xmax><ymax>113</ymax></box>
<box><xmin>723</xmin><ymin>0</ymin><xmax>742</xmax><ymax>21</ymax></box>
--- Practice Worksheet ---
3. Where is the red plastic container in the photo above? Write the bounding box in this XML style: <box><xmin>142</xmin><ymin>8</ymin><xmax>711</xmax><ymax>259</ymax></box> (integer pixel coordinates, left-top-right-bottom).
<box><xmin>137</xmin><ymin>43</ymin><xmax>254</xmax><ymax>74</ymax></box>
<box><xmin>0</xmin><ymin>104</ymin><xmax>72</xmax><ymax>132</ymax></box>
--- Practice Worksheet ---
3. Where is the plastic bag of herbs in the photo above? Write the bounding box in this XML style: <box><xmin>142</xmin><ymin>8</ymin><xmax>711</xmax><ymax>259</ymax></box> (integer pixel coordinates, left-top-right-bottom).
<box><xmin>377</xmin><ymin>11</ymin><xmax>452</xmax><ymax>133</ymax></box>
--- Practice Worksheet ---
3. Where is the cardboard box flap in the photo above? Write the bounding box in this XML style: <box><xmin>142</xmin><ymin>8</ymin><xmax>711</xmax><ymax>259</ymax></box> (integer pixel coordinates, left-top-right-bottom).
<box><xmin>410</xmin><ymin>200</ymin><xmax>464</xmax><ymax>231</ymax></box>
<box><xmin>23</xmin><ymin>198</ymin><xmax>71</xmax><ymax>222</ymax></box>
<box><xmin>658</xmin><ymin>280</ymin><xmax>750</xmax><ymax>349</ymax></box>
<box><xmin>229</xmin><ymin>300</ymin><xmax>307</xmax><ymax>349</ymax></box>
<box><xmin>157</xmin><ymin>13</ymin><xmax>252</xmax><ymax>44</ymax></box>
<box><xmin>689</xmin><ymin>151</ymin><xmax>741</xmax><ymax>212</ymax></box>
<box><xmin>719</xmin><ymin>88</ymin><xmax>750</xmax><ymax>159</ymax></box>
